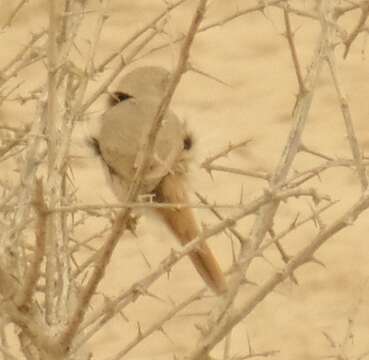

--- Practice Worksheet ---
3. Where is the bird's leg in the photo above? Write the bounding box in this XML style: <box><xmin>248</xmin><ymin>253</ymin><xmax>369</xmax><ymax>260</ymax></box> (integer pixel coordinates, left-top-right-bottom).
<box><xmin>154</xmin><ymin>173</ymin><xmax>227</xmax><ymax>295</ymax></box>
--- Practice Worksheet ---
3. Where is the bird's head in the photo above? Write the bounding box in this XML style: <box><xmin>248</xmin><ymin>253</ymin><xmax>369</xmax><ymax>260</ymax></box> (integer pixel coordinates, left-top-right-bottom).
<box><xmin>108</xmin><ymin>66</ymin><xmax>171</xmax><ymax>106</ymax></box>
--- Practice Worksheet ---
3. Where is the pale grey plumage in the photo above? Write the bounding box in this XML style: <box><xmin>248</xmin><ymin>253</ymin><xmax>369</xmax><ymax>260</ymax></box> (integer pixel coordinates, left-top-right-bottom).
<box><xmin>99</xmin><ymin>96</ymin><xmax>186</xmax><ymax>197</ymax></box>
<box><xmin>114</xmin><ymin>66</ymin><xmax>171</xmax><ymax>100</ymax></box>
<box><xmin>98</xmin><ymin>66</ymin><xmax>188</xmax><ymax>198</ymax></box>
<box><xmin>95</xmin><ymin>66</ymin><xmax>227</xmax><ymax>294</ymax></box>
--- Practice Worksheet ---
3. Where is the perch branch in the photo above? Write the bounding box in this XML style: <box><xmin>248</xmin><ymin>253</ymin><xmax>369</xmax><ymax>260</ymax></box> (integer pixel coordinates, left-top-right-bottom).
<box><xmin>283</xmin><ymin>5</ymin><xmax>305</xmax><ymax>95</ymax></box>
<box><xmin>16</xmin><ymin>180</ymin><xmax>47</xmax><ymax>309</ymax></box>
<box><xmin>327</xmin><ymin>37</ymin><xmax>368</xmax><ymax>191</ymax></box>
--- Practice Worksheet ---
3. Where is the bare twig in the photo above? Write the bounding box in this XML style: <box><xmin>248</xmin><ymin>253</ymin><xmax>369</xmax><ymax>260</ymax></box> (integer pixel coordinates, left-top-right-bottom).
<box><xmin>2</xmin><ymin>0</ymin><xmax>29</xmax><ymax>29</ymax></box>
<box><xmin>285</xmin><ymin>158</ymin><xmax>369</xmax><ymax>189</ymax></box>
<box><xmin>16</xmin><ymin>180</ymin><xmax>47</xmax><ymax>310</ymax></box>
<box><xmin>72</xmin><ymin>0</ymin><xmax>110</xmax><ymax>115</ymax></box>
<box><xmin>0</xmin><ymin>52</ymin><xmax>46</xmax><ymax>90</ymax></box>
<box><xmin>45</xmin><ymin>0</ymin><xmax>59</xmax><ymax>325</ymax></box>
<box><xmin>80</xmin><ymin>26</ymin><xmax>160</xmax><ymax>112</ymax></box>
<box><xmin>107</xmin><ymin>290</ymin><xmax>205</xmax><ymax>360</ymax></box>
<box><xmin>335</xmin><ymin>1</ymin><xmax>362</xmax><ymax>17</ymax></box>
<box><xmin>0</xmin><ymin>267</ymin><xmax>58</xmax><ymax>356</ymax></box>
<box><xmin>195</xmin><ymin>191</ymin><xmax>249</xmax><ymax>245</ymax></box>
<box><xmin>299</xmin><ymin>143</ymin><xmax>334</xmax><ymax>161</ymax></box>
<box><xmin>203</xmin><ymin>139</ymin><xmax>252</xmax><ymax>168</ymax></box>
<box><xmin>0</xmin><ymin>129</ymin><xmax>28</xmax><ymax>158</ymax></box>
<box><xmin>258</xmin><ymin>202</ymin><xmax>337</xmax><ymax>256</ymax></box>
<box><xmin>222</xmin><ymin>329</ymin><xmax>232</xmax><ymax>360</ymax></box>
<box><xmin>283</xmin><ymin>5</ymin><xmax>305</xmax><ymax>95</ymax></box>
<box><xmin>50</xmin><ymin>200</ymin><xmax>277</xmax><ymax>213</ymax></box>
<box><xmin>203</xmin><ymin>165</ymin><xmax>270</xmax><ymax>181</ymax></box>
<box><xmin>343</xmin><ymin>1</ymin><xmax>369</xmax><ymax>58</ymax></box>
<box><xmin>0</xmin><ymin>30</ymin><xmax>45</xmax><ymax>75</ymax></box>
<box><xmin>326</xmin><ymin>11</ymin><xmax>368</xmax><ymax>191</ymax></box>
<box><xmin>230</xmin><ymin>349</ymin><xmax>279</xmax><ymax>359</ymax></box>
<box><xmin>95</xmin><ymin>0</ymin><xmax>189</xmax><ymax>73</ymax></box>
<box><xmin>140</xmin><ymin>0</ymin><xmax>285</xmax><ymax>60</ymax></box>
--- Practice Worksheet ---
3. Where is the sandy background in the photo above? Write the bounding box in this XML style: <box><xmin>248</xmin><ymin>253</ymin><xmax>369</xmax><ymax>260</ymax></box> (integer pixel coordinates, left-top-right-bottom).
<box><xmin>1</xmin><ymin>1</ymin><xmax>369</xmax><ymax>359</ymax></box>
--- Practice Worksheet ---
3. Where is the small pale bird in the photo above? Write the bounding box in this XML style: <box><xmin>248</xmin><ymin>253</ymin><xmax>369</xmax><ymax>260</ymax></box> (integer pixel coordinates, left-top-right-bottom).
<box><xmin>93</xmin><ymin>66</ymin><xmax>227</xmax><ymax>295</ymax></box>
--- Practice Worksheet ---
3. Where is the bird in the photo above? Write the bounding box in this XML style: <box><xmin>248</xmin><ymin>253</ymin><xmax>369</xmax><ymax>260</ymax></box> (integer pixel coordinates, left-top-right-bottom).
<box><xmin>92</xmin><ymin>66</ymin><xmax>227</xmax><ymax>295</ymax></box>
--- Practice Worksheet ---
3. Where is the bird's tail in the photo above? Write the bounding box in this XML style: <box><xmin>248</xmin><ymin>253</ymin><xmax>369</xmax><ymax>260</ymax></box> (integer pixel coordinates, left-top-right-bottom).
<box><xmin>154</xmin><ymin>173</ymin><xmax>227</xmax><ymax>295</ymax></box>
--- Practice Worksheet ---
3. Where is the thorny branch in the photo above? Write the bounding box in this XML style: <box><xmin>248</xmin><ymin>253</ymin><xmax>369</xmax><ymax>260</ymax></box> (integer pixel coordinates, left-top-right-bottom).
<box><xmin>70</xmin><ymin>187</ymin><xmax>329</xmax><ymax>350</ymax></box>
<box><xmin>1</xmin><ymin>0</ymin><xmax>29</xmax><ymax>29</ymax></box>
<box><xmin>1</xmin><ymin>0</ymin><xmax>369</xmax><ymax>359</ymax></box>
<box><xmin>184</xmin><ymin>2</ymin><xmax>339</xmax><ymax>359</ymax></box>
<box><xmin>326</xmin><ymin>15</ymin><xmax>368</xmax><ymax>191</ymax></box>
<box><xmin>186</xmin><ymin>189</ymin><xmax>369</xmax><ymax>359</ymax></box>
<box><xmin>283</xmin><ymin>5</ymin><xmax>305</xmax><ymax>95</ymax></box>
<box><xmin>16</xmin><ymin>180</ymin><xmax>47</xmax><ymax>310</ymax></box>
<box><xmin>343</xmin><ymin>0</ymin><xmax>369</xmax><ymax>58</ymax></box>
<box><xmin>58</xmin><ymin>0</ymin><xmax>210</xmax><ymax>352</ymax></box>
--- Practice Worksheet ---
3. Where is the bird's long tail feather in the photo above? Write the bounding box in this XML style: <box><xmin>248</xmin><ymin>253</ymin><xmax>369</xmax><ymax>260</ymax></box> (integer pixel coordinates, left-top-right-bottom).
<box><xmin>154</xmin><ymin>174</ymin><xmax>227</xmax><ymax>295</ymax></box>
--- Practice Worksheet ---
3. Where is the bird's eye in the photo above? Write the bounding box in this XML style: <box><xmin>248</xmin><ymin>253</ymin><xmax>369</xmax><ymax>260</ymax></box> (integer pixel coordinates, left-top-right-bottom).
<box><xmin>108</xmin><ymin>91</ymin><xmax>133</xmax><ymax>106</ymax></box>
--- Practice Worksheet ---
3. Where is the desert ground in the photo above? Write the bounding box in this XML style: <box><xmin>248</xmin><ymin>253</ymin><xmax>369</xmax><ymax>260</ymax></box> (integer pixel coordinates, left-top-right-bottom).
<box><xmin>1</xmin><ymin>1</ymin><xmax>369</xmax><ymax>359</ymax></box>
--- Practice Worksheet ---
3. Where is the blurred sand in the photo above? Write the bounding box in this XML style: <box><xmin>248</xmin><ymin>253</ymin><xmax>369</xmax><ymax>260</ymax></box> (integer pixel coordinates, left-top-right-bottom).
<box><xmin>1</xmin><ymin>1</ymin><xmax>369</xmax><ymax>359</ymax></box>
